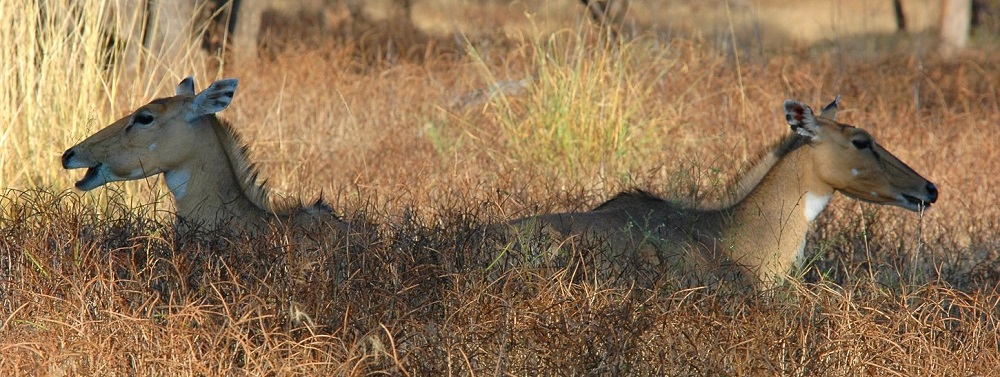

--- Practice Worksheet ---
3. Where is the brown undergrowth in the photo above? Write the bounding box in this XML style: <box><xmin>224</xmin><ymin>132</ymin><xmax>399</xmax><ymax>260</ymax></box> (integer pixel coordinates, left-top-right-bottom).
<box><xmin>4</xmin><ymin>0</ymin><xmax>1000</xmax><ymax>375</ymax></box>
<box><xmin>3</xmin><ymin>187</ymin><xmax>999</xmax><ymax>375</ymax></box>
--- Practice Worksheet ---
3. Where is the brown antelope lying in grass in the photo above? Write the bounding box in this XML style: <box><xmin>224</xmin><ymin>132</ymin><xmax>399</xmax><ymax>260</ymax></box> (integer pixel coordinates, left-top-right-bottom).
<box><xmin>62</xmin><ymin>77</ymin><xmax>340</xmax><ymax>235</ymax></box>
<box><xmin>506</xmin><ymin>97</ymin><xmax>938</xmax><ymax>289</ymax></box>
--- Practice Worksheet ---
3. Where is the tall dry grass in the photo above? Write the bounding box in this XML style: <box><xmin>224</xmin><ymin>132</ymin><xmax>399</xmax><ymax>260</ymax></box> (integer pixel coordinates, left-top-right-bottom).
<box><xmin>2</xmin><ymin>0</ymin><xmax>1000</xmax><ymax>374</ymax></box>
<box><xmin>471</xmin><ymin>28</ymin><xmax>671</xmax><ymax>183</ymax></box>
<box><xmin>2</xmin><ymin>0</ymin><xmax>109</xmax><ymax>189</ymax></box>
<box><xmin>1</xmin><ymin>0</ymin><xmax>219</xmax><ymax>196</ymax></box>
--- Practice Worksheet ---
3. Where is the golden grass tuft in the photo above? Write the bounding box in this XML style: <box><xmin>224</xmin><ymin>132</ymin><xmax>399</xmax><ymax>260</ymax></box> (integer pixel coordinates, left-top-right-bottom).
<box><xmin>473</xmin><ymin>27</ymin><xmax>672</xmax><ymax>182</ymax></box>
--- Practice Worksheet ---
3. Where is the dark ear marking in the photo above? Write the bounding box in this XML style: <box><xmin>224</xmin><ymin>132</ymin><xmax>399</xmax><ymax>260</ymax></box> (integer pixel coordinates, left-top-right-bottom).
<box><xmin>186</xmin><ymin>78</ymin><xmax>239</xmax><ymax>122</ymax></box>
<box><xmin>785</xmin><ymin>111</ymin><xmax>803</xmax><ymax>125</ymax></box>
<box><xmin>783</xmin><ymin>100</ymin><xmax>820</xmax><ymax>139</ymax></box>
<box><xmin>783</xmin><ymin>101</ymin><xmax>809</xmax><ymax>126</ymax></box>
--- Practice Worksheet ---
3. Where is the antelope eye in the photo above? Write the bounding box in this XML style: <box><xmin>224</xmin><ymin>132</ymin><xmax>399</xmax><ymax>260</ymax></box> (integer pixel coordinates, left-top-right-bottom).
<box><xmin>851</xmin><ymin>139</ymin><xmax>872</xmax><ymax>149</ymax></box>
<box><xmin>126</xmin><ymin>112</ymin><xmax>154</xmax><ymax>132</ymax></box>
<box><xmin>134</xmin><ymin>113</ymin><xmax>154</xmax><ymax>125</ymax></box>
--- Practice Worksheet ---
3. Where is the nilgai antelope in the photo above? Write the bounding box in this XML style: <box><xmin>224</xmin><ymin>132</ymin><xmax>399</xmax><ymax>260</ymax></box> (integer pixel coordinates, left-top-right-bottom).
<box><xmin>506</xmin><ymin>97</ymin><xmax>938</xmax><ymax>289</ymax></box>
<box><xmin>62</xmin><ymin>76</ymin><xmax>340</xmax><ymax>235</ymax></box>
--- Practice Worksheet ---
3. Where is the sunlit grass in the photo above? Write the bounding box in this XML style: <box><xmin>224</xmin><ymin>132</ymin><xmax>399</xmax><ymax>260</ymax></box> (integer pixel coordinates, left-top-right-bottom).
<box><xmin>1</xmin><ymin>0</ymin><xmax>219</xmax><ymax>194</ymax></box>
<box><xmin>473</xmin><ymin>27</ymin><xmax>673</xmax><ymax>183</ymax></box>
<box><xmin>2</xmin><ymin>0</ymin><xmax>1000</xmax><ymax>374</ymax></box>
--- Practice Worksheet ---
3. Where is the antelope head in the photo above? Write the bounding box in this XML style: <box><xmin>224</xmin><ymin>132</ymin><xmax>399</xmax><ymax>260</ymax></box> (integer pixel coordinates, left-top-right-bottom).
<box><xmin>784</xmin><ymin>97</ymin><xmax>938</xmax><ymax>211</ymax></box>
<box><xmin>62</xmin><ymin>77</ymin><xmax>238</xmax><ymax>191</ymax></box>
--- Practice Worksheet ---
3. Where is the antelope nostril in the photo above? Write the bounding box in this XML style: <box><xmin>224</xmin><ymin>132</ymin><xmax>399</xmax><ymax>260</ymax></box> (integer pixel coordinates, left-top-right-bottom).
<box><xmin>61</xmin><ymin>149</ymin><xmax>74</xmax><ymax>166</ymax></box>
<box><xmin>926</xmin><ymin>182</ymin><xmax>938</xmax><ymax>202</ymax></box>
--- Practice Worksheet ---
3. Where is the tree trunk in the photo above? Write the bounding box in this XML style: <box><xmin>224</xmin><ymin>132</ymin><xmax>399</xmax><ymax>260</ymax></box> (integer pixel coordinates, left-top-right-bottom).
<box><xmin>893</xmin><ymin>0</ymin><xmax>907</xmax><ymax>31</ymax></box>
<box><xmin>230</xmin><ymin>0</ymin><xmax>263</xmax><ymax>64</ymax></box>
<box><xmin>939</xmin><ymin>0</ymin><xmax>972</xmax><ymax>59</ymax></box>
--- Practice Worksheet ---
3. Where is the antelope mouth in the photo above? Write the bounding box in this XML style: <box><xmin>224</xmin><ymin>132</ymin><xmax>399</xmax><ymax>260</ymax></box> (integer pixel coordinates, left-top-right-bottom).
<box><xmin>74</xmin><ymin>163</ymin><xmax>104</xmax><ymax>191</ymax></box>
<box><xmin>847</xmin><ymin>191</ymin><xmax>934</xmax><ymax>212</ymax></box>
<box><xmin>901</xmin><ymin>193</ymin><xmax>933</xmax><ymax>211</ymax></box>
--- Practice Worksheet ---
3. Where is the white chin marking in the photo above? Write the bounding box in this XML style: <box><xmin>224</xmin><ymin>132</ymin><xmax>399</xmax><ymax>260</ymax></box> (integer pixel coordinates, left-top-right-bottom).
<box><xmin>804</xmin><ymin>192</ymin><xmax>832</xmax><ymax>222</ymax></box>
<box><xmin>165</xmin><ymin>169</ymin><xmax>191</xmax><ymax>200</ymax></box>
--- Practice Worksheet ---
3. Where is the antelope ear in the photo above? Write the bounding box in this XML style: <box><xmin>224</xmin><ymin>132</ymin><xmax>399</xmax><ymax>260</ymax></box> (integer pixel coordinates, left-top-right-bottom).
<box><xmin>819</xmin><ymin>95</ymin><xmax>841</xmax><ymax>120</ymax></box>
<box><xmin>187</xmin><ymin>78</ymin><xmax>238</xmax><ymax>122</ymax></box>
<box><xmin>784</xmin><ymin>100</ymin><xmax>820</xmax><ymax>140</ymax></box>
<box><xmin>176</xmin><ymin>76</ymin><xmax>196</xmax><ymax>96</ymax></box>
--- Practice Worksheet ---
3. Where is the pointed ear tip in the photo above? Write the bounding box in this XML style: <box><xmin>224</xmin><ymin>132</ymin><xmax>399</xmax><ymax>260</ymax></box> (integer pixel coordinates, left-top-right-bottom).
<box><xmin>783</xmin><ymin>100</ymin><xmax>806</xmax><ymax>111</ymax></box>
<box><xmin>205</xmin><ymin>78</ymin><xmax>238</xmax><ymax>90</ymax></box>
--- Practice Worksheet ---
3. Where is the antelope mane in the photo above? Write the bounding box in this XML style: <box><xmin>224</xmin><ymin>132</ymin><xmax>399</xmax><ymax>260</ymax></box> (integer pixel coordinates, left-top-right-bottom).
<box><xmin>210</xmin><ymin>117</ymin><xmax>326</xmax><ymax>215</ymax></box>
<box><xmin>712</xmin><ymin>133</ymin><xmax>809</xmax><ymax>209</ymax></box>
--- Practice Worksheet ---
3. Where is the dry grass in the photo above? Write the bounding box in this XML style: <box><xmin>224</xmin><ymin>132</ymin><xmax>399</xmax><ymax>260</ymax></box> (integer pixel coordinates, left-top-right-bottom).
<box><xmin>3</xmin><ymin>0</ymin><xmax>1000</xmax><ymax>375</ymax></box>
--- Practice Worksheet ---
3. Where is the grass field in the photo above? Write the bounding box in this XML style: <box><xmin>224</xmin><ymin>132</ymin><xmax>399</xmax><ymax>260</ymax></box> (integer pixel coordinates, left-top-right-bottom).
<box><xmin>3</xmin><ymin>0</ymin><xmax>1000</xmax><ymax>375</ymax></box>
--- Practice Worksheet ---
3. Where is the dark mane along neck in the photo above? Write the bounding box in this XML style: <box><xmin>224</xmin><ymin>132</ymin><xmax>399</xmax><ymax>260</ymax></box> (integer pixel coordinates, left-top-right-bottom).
<box><xmin>717</xmin><ymin>133</ymin><xmax>809</xmax><ymax>208</ymax></box>
<box><xmin>209</xmin><ymin>117</ymin><xmax>330</xmax><ymax>216</ymax></box>
<box><xmin>210</xmin><ymin>117</ymin><xmax>272</xmax><ymax>212</ymax></box>
<box><xmin>590</xmin><ymin>134</ymin><xmax>810</xmax><ymax>212</ymax></box>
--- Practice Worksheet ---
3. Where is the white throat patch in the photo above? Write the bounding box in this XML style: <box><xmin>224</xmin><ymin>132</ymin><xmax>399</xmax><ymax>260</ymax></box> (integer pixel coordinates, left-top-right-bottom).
<box><xmin>165</xmin><ymin>169</ymin><xmax>191</xmax><ymax>200</ymax></box>
<box><xmin>804</xmin><ymin>192</ymin><xmax>832</xmax><ymax>222</ymax></box>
